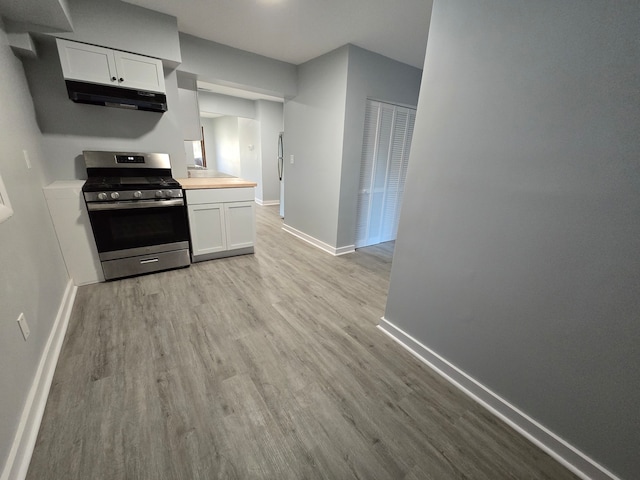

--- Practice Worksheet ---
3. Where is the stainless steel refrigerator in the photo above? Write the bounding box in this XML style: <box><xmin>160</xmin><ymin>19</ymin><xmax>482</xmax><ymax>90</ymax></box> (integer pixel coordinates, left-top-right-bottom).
<box><xmin>278</xmin><ymin>131</ymin><xmax>284</xmax><ymax>218</ymax></box>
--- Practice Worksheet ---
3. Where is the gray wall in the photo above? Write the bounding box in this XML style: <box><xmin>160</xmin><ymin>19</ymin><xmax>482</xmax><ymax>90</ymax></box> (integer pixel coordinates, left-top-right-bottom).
<box><xmin>384</xmin><ymin>1</ymin><xmax>640</xmax><ymax>478</ymax></box>
<box><xmin>256</xmin><ymin>100</ymin><xmax>283</xmax><ymax>203</ymax></box>
<box><xmin>56</xmin><ymin>0</ymin><xmax>181</xmax><ymax>64</ymax></box>
<box><xmin>338</xmin><ymin>45</ymin><xmax>422</xmax><ymax>248</ymax></box>
<box><xmin>0</xmin><ymin>0</ymin><xmax>72</xmax><ymax>32</ymax></box>
<box><xmin>22</xmin><ymin>23</ymin><xmax>186</xmax><ymax>182</ymax></box>
<box><xmin>0</xmin><ymin>22</ymin><xmax>69</xmax><ymax>474</ymax></box>
<box><xmin>283</xmin><ymin>44</ymin><xmax>421</xmax><ymax>249</ymax></box>
<box><xmin>283</xmin><ymin>46</ymin><xmax>349</xmax><ymax>245</ymax></box>
<box><xmin>178</xmin><ymin>32</ymin><xmax>297</xmax><ymax>99</ymax></box>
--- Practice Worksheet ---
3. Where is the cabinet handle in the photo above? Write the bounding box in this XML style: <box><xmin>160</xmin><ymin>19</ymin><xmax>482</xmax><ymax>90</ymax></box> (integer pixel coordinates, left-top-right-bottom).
<box><xmin>119</xmin><ymin>77</ymin><xmax>124</xmax><ymax>82</ymax></box>
<box><xmin>111</xmin><ymin>77</ymin><xmax>117</xmax><ymax>81</ymax></box>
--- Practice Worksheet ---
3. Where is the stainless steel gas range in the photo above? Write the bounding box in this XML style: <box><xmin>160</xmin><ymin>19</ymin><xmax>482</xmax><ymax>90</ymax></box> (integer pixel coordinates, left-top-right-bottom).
<box><xmin>82</xmin><ymin>151</ymin><xmax>190</xmax><ymax>280</ymax></box>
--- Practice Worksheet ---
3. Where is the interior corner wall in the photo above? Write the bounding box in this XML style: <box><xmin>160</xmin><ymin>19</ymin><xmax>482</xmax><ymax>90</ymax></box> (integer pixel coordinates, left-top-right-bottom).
<box><xmin>282</xmin><ymin>46</ymin><xmax>349</xmax><ymax>247</ymax></box>
<box><xmin>0</xmin><ymin>23</ymin><xmax>69</xmax><ymax>475</ymax></box>
<box><xmin>21</xmin><ymin>35</ymin><xmax>186</xmax><ymax>183</ymax></box>
<box><xmin>256</xmin><ymin>100</ymin><xmax>283</xmax><ymax>203</ymax></box>
<box><xmin>384</xmin><ymin>1</ymin><xmax>640</xmax><ymax>478</ymax></box>
<box><xmin>338</xmin><ymin>45</ymin><xmax>422</xmax><ymax>248</ymax></box>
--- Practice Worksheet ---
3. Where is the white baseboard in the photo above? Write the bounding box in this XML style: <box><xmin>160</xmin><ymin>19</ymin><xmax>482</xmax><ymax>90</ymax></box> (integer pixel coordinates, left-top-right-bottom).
<box><xmin>1</xmin><ymin>280</ymin><xmax>77</xmax><ymax>480</ymax></box>
<box><xmin>255</xmin><ymin>198</ymin><xmax>280</xmax><ymax>206</ymax></box>
<box><xmin>334</xmin><ymin>244</ymin><xmax>355</xmax><ymax>255</ymax></box>
<box><xmin>282</xmin><ymin>223</ymin><xmax>355</xmax><ymax>256</ymax></box>
<box><xmin>378</xmin><ymin>317</ymin><xmax>621</xmax><ymax>480</ymax></box>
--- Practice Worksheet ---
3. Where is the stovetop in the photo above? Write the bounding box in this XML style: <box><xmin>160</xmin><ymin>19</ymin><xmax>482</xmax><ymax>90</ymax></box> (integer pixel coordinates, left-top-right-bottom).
<box><xmin>83</xmin><ymin>176</ymin><xmax>181</xmax><ymax>192</ymax></box>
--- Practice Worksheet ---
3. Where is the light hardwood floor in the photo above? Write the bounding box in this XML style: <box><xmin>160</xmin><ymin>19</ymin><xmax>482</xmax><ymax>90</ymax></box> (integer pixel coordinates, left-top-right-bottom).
<box><xmin>27</xmin><ymin>205</ymin><xmax>580</xmax><ymax>480</ymax></box>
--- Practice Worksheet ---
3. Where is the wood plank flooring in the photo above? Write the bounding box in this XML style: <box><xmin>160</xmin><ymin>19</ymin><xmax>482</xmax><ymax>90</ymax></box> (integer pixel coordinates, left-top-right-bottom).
<box><xmin>27</xmin><ymin>205</ymin><xmax>580</xmax><ymax>480</ymax></box>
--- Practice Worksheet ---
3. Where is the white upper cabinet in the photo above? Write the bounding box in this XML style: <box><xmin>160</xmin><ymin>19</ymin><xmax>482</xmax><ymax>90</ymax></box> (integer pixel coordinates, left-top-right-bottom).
<box><xmin>56</xmin><ymin>39</ymin><xmax>166</xmax><ymax>93</ymax></box>
<box><xmin>113</xmin><ymin>51</ymin><xmax>166</xmax><ymax>93</ymax></box>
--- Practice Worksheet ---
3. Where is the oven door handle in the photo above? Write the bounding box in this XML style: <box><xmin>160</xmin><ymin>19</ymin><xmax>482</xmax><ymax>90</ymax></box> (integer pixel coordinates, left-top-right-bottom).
<box><xmin>86</xmin><ymin>198</ymin><xmax>185</xmax><ymax>211</ymax></box>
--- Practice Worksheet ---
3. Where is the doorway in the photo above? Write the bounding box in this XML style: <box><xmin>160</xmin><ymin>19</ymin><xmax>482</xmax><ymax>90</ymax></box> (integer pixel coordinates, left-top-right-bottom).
<box><xmin>355</xmin><ymin>100</ymin><xmax>416</xmax><ymax>248</ymax></box>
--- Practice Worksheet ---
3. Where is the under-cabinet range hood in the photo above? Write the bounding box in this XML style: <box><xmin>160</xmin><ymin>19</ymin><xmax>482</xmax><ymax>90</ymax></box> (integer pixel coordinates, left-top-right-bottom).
<box><xmin>65</xmin><ymin>80</ymin><xmax>168</xmax><ymax>113</ymax></box>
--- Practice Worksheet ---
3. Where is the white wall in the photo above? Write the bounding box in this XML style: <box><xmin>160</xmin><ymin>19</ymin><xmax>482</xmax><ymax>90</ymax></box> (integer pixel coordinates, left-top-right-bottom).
<box><xmin>200</xmin><ymin>100</ymin><xmax>281</xmax><ymax>203</ymax></box>
<box><xmin>256</xmin><ymin>100</ymin><xmax>283</xmax><ymax>204</ymax></box>
<box><xmin>283</xmin><ymin>46</ymin><xmax>349</xmax><ymax>246</ymax></box>
<box><xmin>208</xmin><ymin>116</ymin><xmax>240</xmax><ymax>177</ymax></box>
<box><xmin>384</xmin><ymin>1</ymin><xmax>640</xmax><ymax>479</ymax></box>
<box><xmin>0</xmin><ymin>21</ymin><xmax>69</xmax><ymax>476</ymax></box>
<box><xmin>198</xmin><ymin>91</ymin><xmax>256</xmax><ymax>119</ymax></box>
<box><xmin>238</xmin><ymin>117</ymin><xmax>260</xmax><ymax>194</ymax></box>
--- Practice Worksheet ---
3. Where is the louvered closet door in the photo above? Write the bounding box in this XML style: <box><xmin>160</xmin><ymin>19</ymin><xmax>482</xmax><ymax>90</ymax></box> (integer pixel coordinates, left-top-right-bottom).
<box><xmin>355</xmin><ymin>101</ymin><xmax>380</xmax><ymax>248</ymax></box>
<box><xmin>356</xmin><ymin>100</ymin><xmax>416</xmax><ymax>248</ymax></box>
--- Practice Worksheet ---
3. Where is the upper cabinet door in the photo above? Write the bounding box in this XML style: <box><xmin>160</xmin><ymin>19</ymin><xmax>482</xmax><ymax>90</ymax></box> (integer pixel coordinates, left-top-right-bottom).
<box><xmin>57</xmin><ymin>39</ymin><xmax>118</xmax><ymax>87</ymax></box>
<box><xmin>56</xmin><ymin>38</ymin><xmax>166</xmax><ymax>94</ymax></box>
<box><xmin>113</xmin><ymin>51</ymin><xmax>165</xmax><ymax>93</ymax></box>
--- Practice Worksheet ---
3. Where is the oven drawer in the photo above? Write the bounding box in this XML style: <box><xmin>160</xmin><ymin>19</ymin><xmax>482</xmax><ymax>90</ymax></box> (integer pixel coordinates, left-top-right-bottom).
<box><xmin>101</xmin><ymin>248</ymin><xmax>190</xmax><ymax>280</ymax></box>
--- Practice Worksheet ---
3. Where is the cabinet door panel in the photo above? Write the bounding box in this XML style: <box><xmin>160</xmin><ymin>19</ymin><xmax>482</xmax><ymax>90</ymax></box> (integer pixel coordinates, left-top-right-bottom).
<box><xmin>224</xmin><ymin>202</ymin><xmax>255</xmax><ymax>250</ymax></box>
<box><xmin>114</xmin><ymin>51</ymin><xmax>165</xmax><ymax>93</ymax></box>
<box><xmin>188</xmin><ymin>203</ymin><xmax>226</xmax><ymax>256</ymax></box>
<box><xmin>57</xmin><ymin>39</ymin><xmax>117</xmax><ymax>87</ymax></box>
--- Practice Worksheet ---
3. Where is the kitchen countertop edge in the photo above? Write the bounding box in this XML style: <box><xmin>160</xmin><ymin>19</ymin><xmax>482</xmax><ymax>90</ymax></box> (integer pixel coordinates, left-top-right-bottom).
<box><xmin>177</xmin><ymin>177</ymin><xmax>258</xmax><ymax>190</ymax></box>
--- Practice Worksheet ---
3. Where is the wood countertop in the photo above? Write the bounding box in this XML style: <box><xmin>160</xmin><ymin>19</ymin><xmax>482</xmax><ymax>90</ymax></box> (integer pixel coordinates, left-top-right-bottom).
<box><xmin>177</xmin><ymin>177</ymin><xmax>257</xmax><ymax>190</ymax></box>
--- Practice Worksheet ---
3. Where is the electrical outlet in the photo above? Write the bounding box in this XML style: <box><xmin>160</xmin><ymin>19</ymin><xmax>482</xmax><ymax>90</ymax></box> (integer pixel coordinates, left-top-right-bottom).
<box><xmin>290</xmin><ymin>154</ymin><xmax>294</xmax><ymax>165</ymax></box>
<box><xmin>17</xmin><ymin>313</ymin><xmax>30</xmax><ymax>341</ymax></box>
<box><xmin>23</xmin><ymin>149</ymin><xmax>31</xmax><ymax>169</ymax></box>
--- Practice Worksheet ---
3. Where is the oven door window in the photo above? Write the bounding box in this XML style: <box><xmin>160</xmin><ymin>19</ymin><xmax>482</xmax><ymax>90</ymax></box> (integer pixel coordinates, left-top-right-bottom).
<box><xmin>89</xmin><ymin>205</ymin><xmax>189</xmax><ymax>253</ymax></box>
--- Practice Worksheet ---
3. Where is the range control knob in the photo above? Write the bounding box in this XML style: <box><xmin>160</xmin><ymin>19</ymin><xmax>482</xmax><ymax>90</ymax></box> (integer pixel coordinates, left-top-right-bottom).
<box><xmin>155</xmin><ymin>190</ymin><xmax>164</xmax><ymax>198</ymax></box>
<box><xmin>110</xmin><ymin>192</ymin><xmax>120</xmax><ymax>200</ymax></box>
<box><xmin>97</xmin><ymin>192</ymin><xmax>108</xmax><ymax>201</ymax></box>
<box><xmin>164</xmin><ymin>190</ymin><xmax>173</xmax><ymax>198</ymax></box>
<box><xmin>133</xmin><ymin>191</ymin><xmax>143</xmax><ymax>199</ymax></box>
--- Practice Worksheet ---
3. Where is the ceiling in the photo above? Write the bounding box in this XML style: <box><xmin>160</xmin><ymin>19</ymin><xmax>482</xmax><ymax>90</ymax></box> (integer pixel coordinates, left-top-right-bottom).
<box><xmin>123</xmin><ymin>0</ymin><xmax>433</xmax><ymax>70</ymax></box>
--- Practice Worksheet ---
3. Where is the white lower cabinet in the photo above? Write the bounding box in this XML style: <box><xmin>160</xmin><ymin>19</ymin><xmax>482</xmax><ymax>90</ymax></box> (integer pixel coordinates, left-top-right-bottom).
<box><xmin>188</xmin><ymin>203</ymin><xmax>227</xmax><ymax>255</ymax></box>
<box><xmin>186</xmin><ymin>187</ymin><xmax>255</xmax><ymax>261</ymax></box>
<box><xmin>224</xmin><ymin>202</ymin><xmax>255</xmax><ymax>250</ymax></box>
